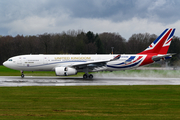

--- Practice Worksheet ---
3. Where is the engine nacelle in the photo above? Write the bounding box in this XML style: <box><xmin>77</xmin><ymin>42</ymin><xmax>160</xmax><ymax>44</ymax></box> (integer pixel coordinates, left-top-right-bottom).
<box><xmin>55</xmin><ymin>67</ymin><xmax>77</xmax><ymax>76</ymax></box>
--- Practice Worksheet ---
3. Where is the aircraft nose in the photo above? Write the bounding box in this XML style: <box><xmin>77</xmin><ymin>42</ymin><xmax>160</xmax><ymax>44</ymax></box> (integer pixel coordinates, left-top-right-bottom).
<box><xmin>3</xmin><ymin>61</ymin><xmax>7</xmax><ymax>67</ymax></box>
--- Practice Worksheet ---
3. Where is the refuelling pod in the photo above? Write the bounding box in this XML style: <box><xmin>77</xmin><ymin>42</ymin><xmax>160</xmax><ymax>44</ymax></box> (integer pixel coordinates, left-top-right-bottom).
<box><xmin>55</xmin><ymin>67</ymin><xmax>77</xmax><ymax>76</ymax></box>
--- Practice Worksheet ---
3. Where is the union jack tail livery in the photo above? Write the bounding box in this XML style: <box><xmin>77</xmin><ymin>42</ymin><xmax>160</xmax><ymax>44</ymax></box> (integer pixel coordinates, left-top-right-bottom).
<box><xmin>138</xmin><ymin>28</ymin><xmax>175</xmax><ymax>55</ymax></box>
<box><xmin>137</xmin><ymin>28</ymin><xmax>176</xmax><ymax>66</ymax></box>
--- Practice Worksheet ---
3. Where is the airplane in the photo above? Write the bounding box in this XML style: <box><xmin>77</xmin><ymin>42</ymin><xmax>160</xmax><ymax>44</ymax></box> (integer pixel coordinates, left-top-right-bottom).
<box><xmin>3</xmin><ymin>28</ymin><xmax>175</xmax><ymax>79</ymax></box>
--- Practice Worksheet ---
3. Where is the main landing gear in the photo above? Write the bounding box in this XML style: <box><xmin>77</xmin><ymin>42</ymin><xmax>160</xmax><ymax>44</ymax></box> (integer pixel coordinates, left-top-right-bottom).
<box><xmin>83</xmin><ymin>74</ymin><xmax>93</xmax><ymax>79</ymax></box>
<box><xmin>21</xmin><ymin>71</ymin><xmax>24</xmax><ymax>78</ymax></box>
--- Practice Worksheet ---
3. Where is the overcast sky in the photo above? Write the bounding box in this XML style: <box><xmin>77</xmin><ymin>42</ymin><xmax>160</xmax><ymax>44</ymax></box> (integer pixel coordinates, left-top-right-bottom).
<box><xmin>0</xmin><ymin>0</ymin><xmax>180</xmax><ymax>40</ymax></box>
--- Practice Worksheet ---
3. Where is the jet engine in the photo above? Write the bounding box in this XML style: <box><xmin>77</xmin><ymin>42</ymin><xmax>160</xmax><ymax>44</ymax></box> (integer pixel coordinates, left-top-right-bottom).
<box><xmin>55</xmin><ymin>67</ymin><xmax>77</xmax><ymax>76</ymax></box>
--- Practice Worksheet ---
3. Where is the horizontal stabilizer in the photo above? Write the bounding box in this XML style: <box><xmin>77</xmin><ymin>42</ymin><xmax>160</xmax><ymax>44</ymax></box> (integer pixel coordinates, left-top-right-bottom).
<box><xmin>152</xmin><ymin>53</ymin><xmax>176</xmax><ymax>61</ymax></box>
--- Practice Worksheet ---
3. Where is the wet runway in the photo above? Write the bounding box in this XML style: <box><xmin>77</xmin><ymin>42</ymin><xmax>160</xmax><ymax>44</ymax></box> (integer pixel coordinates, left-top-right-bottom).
<box><xmin>0</xmin><ymin>76</ymin><xmax>180</xmax><ymax>86</ymax></box>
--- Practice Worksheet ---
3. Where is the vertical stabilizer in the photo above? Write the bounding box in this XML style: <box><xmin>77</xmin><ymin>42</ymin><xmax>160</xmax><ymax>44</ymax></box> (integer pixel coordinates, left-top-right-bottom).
<box><xmin>158</xmin><ymin>28</ymin><xmax>175</xmax><ymax>54</ymax></box>
<box><xmin>138</xmin><ymin>28</ymin><xmax>175</xmax><ymax>54</ymax></box>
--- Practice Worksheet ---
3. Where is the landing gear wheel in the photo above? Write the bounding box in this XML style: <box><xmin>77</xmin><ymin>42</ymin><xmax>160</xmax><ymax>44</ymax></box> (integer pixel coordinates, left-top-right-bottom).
<box><xmin>89</xmin><ymin>74</ymin><xmax>93</xmax><ymax>79</ymax></box>
<box><xmin>21</xmin><ymin>71</ymin><xmax>24</xmax><ymax>78</ymax></box>
<box><xmin>21</xmin><ymin>74</ymin><xmax>24</xmax><ymax>78</ymax></box>
<box><xmin>83</xmin><ymin>74</ymin><xmax>88</xmax><ymax>79</ymax></box>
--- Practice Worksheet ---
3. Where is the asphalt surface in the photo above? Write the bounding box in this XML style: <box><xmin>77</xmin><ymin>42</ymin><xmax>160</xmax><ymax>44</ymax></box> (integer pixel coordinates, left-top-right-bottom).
<box><xmin>0</xmin><ymin>76</ymin><xmax>180</xmax><ymax>86</ymax></box>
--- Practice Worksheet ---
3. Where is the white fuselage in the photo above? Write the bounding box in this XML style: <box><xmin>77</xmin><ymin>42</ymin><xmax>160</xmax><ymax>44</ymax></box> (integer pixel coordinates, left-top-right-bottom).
<box><xmin>3</xmin><ymin>54</ymin><xmax>147</xmax><ymax>72</ymax></box>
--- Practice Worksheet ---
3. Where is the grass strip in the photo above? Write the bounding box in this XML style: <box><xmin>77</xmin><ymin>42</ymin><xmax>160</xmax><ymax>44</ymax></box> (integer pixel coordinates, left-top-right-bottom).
<box><xmin>0</xmin><ymin>86</ymin><xmax>180</xmax><ymax>120</ymax></box>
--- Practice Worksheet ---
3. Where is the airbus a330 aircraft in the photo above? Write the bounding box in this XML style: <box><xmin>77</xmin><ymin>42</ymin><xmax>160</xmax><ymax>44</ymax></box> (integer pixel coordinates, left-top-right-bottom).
<box><xmin>3</xmin><ymin>28</ymin><xmax>175</xmax><ymax>79</ymax></box>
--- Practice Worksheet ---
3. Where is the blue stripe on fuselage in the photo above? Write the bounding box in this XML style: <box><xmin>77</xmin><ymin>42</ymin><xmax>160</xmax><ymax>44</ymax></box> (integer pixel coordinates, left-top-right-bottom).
<box><xmin>107</xmin><ymin>59</ymin><xmax>142</xmax><ymax>69</ymax></box>
<box><xmin>113</xmin><ymin>56</ymin><xmax>135</xmax><ymax>65</ymax></box>
<box><xmin>126</xmin><ymin>56</ymin><xmax>135</xmax><ymax>62</ymax></box>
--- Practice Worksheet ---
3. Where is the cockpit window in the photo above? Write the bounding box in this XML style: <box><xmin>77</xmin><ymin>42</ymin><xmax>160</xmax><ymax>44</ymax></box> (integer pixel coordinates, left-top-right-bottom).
<box><xmin>8</xmin><ymin>59</ymin><xmax>13</xmax><ymax>61</ymax></box>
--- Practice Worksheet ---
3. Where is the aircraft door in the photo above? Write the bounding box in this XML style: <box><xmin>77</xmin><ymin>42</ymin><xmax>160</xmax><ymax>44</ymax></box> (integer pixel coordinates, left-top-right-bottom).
<box><xmin>17</xmin><ymin>57</ymin><xmax>22</xmax><ymax>65</ymax></box>
<box><xmin>43</xmin><ymin>57</ymin><xmax>49</xmax><ymax>64</ymax></box>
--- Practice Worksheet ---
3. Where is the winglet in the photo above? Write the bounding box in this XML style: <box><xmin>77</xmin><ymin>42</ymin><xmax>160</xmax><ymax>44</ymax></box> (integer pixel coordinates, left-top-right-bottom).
<box><xmin>110</xmin><ymin>54</ymin><xmax>121</xmax><ymax>61</ymax></box>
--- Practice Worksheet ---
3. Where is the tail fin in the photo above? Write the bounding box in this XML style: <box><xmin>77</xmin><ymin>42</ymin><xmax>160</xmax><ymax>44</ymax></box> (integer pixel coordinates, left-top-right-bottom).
<box><xmin>138</xmin><ymin>28</ymin><xmax>175</xmax><ymax>54</ymax></box>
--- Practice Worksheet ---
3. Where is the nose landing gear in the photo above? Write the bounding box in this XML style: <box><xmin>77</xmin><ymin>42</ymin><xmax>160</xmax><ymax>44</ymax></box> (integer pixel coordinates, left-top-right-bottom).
<box><xmin>21</xmin><ymin>71</ymin><xmax>24</xmax><ymax>78</ymax></box>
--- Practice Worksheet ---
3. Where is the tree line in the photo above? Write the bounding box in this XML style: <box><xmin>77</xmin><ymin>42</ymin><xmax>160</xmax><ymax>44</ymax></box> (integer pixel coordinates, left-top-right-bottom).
<box><xmin>0</xmin><ymin>30</ymin><xmax>180</xmax><ymax>66</ymax></box>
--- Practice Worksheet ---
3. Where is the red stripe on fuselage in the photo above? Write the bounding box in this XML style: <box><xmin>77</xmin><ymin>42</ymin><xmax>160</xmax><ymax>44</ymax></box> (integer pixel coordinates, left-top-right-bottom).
<box><xmin>125</xmin><ymin>56</ymin><xmax>143</xmax><ymax>65</ymax></box>
<box><xmin>139</xmin><ymin>54</ymin><xmax>155</xmax><ymax>66</ymax></box>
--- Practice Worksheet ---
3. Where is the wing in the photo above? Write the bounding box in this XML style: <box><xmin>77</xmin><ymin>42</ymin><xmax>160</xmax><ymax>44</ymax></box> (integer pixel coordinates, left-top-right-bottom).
<box><xmin>70</xmin><ymin>59</ymin><xmax>110</xmax><ymax>67</ymax></box>
<box><xmin>66</xmin><ymin>55</ymin><xmax>121</xmax><ymax>71</ymax></box>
